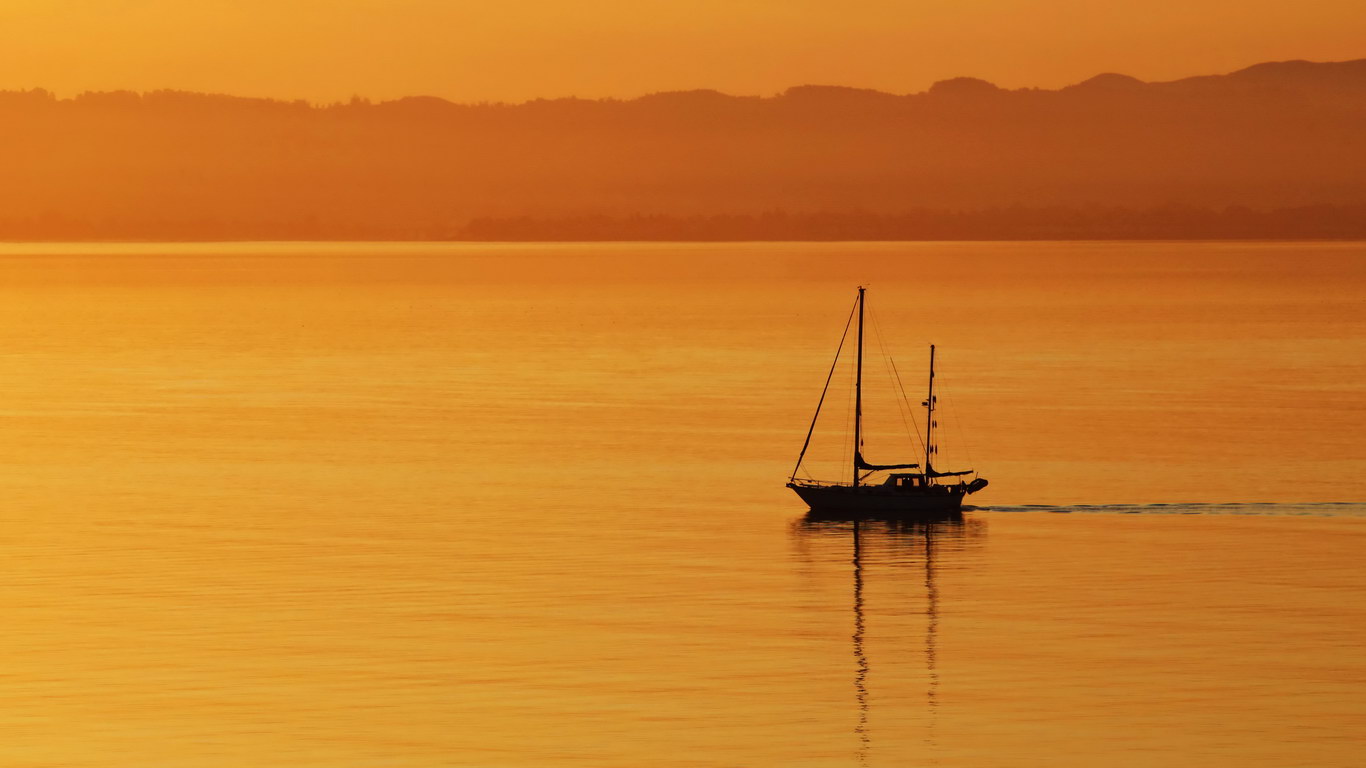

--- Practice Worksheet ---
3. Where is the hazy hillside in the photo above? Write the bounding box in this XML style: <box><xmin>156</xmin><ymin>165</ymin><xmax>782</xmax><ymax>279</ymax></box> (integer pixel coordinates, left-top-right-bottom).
<box><xmin>2</xmin><ymin>59</ymin><xmax>1364</xmax><ymax>240</ymax></box>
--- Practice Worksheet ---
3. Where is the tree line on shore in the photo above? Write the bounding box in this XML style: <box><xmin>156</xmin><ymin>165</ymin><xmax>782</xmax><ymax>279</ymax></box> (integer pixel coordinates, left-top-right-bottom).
<box><xmin>4</xmin><ymin>205</ymin><xmax>1364</xmax><ymax>241</ymax></box>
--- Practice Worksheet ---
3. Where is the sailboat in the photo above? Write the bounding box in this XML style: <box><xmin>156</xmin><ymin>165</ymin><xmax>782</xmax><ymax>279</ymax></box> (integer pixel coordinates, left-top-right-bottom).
<box><xmin>787</xmin><ymin>287</ymin><xmax>988</xmax><ymax>514</ymax></box>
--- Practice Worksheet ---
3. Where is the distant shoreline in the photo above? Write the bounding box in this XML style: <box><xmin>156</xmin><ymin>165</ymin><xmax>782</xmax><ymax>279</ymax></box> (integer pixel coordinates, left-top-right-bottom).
<box><xmin>2</xmin><ymin>235</ymin><xmax>1366</xmax><ymax>243</ymax></box>
<box><xmin>5</xmin><ymin>205</ymin><xmax>1364</xmax><ymax>244</ymax></box>
<box><xmin>4</xmin><ymin>59</ymin><xmax>1365</xmax><ymax>245</ymax></box>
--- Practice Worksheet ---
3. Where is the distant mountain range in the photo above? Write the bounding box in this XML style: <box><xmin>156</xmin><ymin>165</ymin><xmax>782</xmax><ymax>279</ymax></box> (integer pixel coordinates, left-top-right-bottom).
<box><xmin>2</xmin><ymin>59</ymin><xmax>1364</xmax><ymax>240</ymax></box>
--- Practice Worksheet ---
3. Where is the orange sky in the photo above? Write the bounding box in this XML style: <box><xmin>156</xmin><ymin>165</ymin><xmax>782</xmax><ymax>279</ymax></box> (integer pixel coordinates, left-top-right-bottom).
<box><xmin>2</xmin><ymin>0</ymin><xmax>1363</xmax><ymax>103</ymax></box>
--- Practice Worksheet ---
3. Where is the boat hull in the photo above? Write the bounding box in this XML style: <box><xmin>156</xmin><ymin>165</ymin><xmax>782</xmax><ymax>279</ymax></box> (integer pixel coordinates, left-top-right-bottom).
<box><xmin>788</xmin><ymin>482</ymin><xmax>968</xmax><ymax>516</ymax></box>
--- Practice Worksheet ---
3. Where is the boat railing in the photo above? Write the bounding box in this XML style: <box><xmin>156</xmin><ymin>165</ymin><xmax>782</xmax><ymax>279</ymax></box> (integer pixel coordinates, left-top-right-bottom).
<box><xmin>787</xmin><ymin>478</ymin><xmax>850</xmax><ymax>488</ymax></box>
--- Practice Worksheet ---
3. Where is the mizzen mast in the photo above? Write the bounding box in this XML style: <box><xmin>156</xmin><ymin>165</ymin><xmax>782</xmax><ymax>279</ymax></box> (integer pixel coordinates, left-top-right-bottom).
<box><xmin>924</xmin><ymin>344</ymin><xmax>936</xmax><ymax>480</ymax></box>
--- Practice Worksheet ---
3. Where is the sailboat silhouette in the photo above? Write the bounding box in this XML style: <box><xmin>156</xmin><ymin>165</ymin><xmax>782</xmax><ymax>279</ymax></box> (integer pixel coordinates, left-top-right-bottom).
<box><xmin>788</xmin><ymin>287</ymin><xmax>988</xmax><ymax>515</ymax></box>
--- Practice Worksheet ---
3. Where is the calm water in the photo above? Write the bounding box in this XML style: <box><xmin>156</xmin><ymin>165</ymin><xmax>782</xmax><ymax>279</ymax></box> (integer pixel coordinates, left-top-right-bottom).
<box><xmin>0</xmin><ymin>241</ymin><xmax>1362</xmax><ymax>766</ymax></box>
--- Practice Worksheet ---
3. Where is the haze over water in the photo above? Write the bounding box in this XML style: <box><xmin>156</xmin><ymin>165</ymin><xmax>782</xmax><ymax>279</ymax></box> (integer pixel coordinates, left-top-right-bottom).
<box><xmin>0</xmin><ymin>241</ymin><xmax>1362</xmax><ymax>766</ymax></box>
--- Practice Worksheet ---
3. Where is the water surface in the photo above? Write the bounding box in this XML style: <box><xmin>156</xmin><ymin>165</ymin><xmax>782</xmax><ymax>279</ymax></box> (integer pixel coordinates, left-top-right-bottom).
<box><xmin>0</xmin><ymin>241</ymin><xmax>1361</xmax><ymax>766</ymax></box>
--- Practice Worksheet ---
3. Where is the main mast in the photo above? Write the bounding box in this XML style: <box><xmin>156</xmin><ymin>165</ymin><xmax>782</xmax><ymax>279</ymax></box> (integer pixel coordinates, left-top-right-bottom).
<box><xmin>853</xmin><ymin>287</ymin><xmax>865</xmax><ymax>487</ymax></box>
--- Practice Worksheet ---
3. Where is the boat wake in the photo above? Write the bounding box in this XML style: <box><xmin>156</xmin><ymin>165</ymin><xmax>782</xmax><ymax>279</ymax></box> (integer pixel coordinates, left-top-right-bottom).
<box><xmin>971</xmin><ymin>502</ymin><xmax>1366</xmax><ymax>517</ymax></box>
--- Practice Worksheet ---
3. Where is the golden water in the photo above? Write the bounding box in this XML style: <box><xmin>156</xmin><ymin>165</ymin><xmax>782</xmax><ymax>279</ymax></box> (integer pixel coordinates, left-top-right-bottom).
<box><xmin>0</xmin><ymin>242</ymin><xmax>1362</xmax><ymax>766</ymax></box>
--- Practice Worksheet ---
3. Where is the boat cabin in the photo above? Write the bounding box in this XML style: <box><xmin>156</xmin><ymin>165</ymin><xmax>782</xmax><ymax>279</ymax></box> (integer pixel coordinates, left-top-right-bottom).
<box><xmin>884</xmin><ymin>473</ymin><xmax>929</xmax><ymax>488</ymax></box>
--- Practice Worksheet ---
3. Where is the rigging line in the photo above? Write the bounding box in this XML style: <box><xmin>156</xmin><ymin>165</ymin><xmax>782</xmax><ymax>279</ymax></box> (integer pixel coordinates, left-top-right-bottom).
<box><xmin>946</xmin><ymin>393</ymin><xmax>977</xmax><ymax>471</ymax></box>
<box><xmin>791</xmin><ymin>296</ymin><xmax>859</xmax><ymax>480</ymax></box>
<box><xmin>869</xmin><ymin>307</ymin><xmax>921</xmax><ymax>454</ymax></box>
<box><xmin>932</xmin><ymin>348</ymin><xmax>975</xmax><ymax>472</ymax></box>
<box><xmin>888</xmin><ymin>349</ymin><xmax>925</xmax><ymax>449</ymax></box>
<box><xmin>866</xmin><ymin>305</ymin><xmax>926</xmax><ymax>454</ymax></box>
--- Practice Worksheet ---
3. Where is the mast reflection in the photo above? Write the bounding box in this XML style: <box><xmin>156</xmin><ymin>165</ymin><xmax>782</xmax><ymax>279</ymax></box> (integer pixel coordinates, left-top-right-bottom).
<box><xmin>852</xmin><ymin>520</ymin><xmax>870</xmax><ymax>761</ymax></box>
<box><xmin>793</xmin><ymin>512</ymin><xmax>986</xmax><ymax>764</ymax></box>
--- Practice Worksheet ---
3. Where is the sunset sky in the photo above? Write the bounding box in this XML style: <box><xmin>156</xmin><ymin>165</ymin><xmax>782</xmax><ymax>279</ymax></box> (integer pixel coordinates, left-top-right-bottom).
<box><xmin>2</xmin><ymin>0</ymin><xmax>1363</xmax><ymax>103</ymax></box>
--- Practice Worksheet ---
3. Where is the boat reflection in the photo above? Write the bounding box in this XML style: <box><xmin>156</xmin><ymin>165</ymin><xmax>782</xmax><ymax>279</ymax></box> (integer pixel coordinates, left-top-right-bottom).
<box><xmin>791</xmin><ymin>512</ymin><xmax>986</xmax><ymax>765</ymax></box>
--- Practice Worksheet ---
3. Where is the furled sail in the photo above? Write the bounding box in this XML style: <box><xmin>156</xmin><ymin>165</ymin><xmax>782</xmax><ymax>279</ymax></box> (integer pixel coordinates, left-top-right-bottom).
<box><xmin>855</xmin><ymin>451</ymin><xmax>920</xmax><ymax>472</ymax></box>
